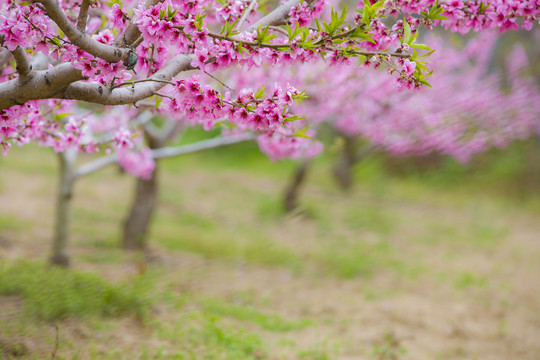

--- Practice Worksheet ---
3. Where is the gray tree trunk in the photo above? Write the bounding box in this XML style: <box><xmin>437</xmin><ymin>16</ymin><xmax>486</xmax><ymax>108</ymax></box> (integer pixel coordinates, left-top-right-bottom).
<box><xmin>49</xmin><ymin>151</ymin><xmax>76</xmax><ymax>267</ymax></box>
<box><xmin>122</xmin><ymin>164</ymin><xmax>159</xmax><ymax>250</ymax></box>
<box><xmin>122</xmin><ymin>131</ymin><xmax>166</xmax><ymax>251</ymax></box>
<box><xmin>283</xmin><ymin>159</ymin><xmax>310</xmax><ymax>212</ymax></box>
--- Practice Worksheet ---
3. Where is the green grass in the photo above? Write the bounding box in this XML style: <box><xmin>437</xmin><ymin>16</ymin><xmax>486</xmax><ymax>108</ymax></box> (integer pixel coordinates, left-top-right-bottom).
<box><xmin>153</xmin><ymin>211</ymin><xmax>302</xmax><ymax>269</ymax></box>
<box><xmin>153</xmin><ymin>311</ymin><xmax>267</xmax><ymax>360</ymax></box>
<box><xmin>0</xmin><ymin>261</ymin><xmax>152</xmax><ymax>321</ymax></box>
<box><xmin>200</xmin><ymin>298</ymin><xmax>313</xmax><ymax>332</ymax></box>
<box><xmin>454</xmin><ymin>271</ymin><xmax>489</xmax><ymax>290</ymax></box>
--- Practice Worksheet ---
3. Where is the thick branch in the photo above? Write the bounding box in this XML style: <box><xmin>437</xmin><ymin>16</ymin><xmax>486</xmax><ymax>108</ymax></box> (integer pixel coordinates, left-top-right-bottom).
<box><xmin>37</xmin><ymin>0</ymin><xmax>129</xmax><ymax>63</ymax></box>
<box><xmin>0</xmin><ymin>63</ymin><xmax>83</xmax><ymax>109</ymax></box>
<box><xmin>61</xmin><ymin>54</ymin><xmax>194</xmax><ymax>105</ymax></box>
<box><xmin>77</xmin><ymin>0</ymin><xmax>91</xmax><ymax>32</ymax></box>
<box><xmin>12</xmin><ymin>47</ymin><xmax>32</xmax><ymax>80</ymax></box>
<box><xmin>0</xmin><ymin>0</ymin><xmax>301</xmax><ymax>110</ymax></box>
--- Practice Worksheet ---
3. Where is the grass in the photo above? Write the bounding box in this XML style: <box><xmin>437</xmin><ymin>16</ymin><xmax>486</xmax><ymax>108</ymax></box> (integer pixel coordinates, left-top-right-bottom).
<box><xmin>199</xmin><ymin>298</ymin><xmax>313</xmax><ymax>332</ymax></box>
<box><xmin>2</xmin><ymin>132</ymin><xmax>540</xmax><ymax>359</ymax></box>
<box><xmin>0</xmin><ymin>261</ymin><xmax>152</xmax><ymax>321</ymax></box>
<box><xmin>153</xmin><ymin>211</ymin><xmax>302</xmax><ymax>269</ymax></box>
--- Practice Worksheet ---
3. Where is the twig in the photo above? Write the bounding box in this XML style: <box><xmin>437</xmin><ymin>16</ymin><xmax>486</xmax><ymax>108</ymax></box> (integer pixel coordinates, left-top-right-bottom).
<box><xmin>74</xmin><ymin>133</ymin><xmax>255</xmax><ymax>177</ymax></box>
<box><xmin>51</xmin><ymin>324</ymin><xmax>59</xmax><ymax>360</ymax></box>
<box><xmin>204</xmin><ymin>71</ymin><xmax>235</xmax><ymax>92</ymax></box>
<box><xmin>77</xmin><ymin>0</ymin><xmax>91</xmax><ymax>32</ymax></box>
<box><xmin>153</xmin><ymin>91</ymin><xmax>174</xmax><ymax>100</ymax></box>
<box><xmin>236</xmin><ymin>0</ymin><xmax>258</xmax><ymax>30</ymax></box>
<box><xmin>151</xmin><ymin>133</ymin><xmax>256</xmax><ymax>159</ymax></box>
<box><xmin>269</xmin><ymin>25</ymin><xmax>289</xmax><ymax>36</ymax></box>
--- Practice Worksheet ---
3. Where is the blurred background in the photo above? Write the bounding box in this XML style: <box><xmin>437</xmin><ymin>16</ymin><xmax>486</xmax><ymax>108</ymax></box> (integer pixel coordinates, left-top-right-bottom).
<box><xmin>1</xmin><ymin>30</ymin><xmax>540</xmax><ymax>359</ymax></box>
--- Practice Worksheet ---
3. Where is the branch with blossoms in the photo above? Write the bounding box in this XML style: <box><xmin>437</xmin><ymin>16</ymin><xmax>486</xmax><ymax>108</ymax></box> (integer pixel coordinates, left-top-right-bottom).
<box><xmin>0</xmin><ymin>0</ymin><xmax>538</xmax><ymax>160</ymax></box>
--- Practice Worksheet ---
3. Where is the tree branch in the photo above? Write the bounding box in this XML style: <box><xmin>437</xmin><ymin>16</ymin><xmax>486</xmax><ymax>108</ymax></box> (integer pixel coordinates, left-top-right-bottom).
<box><xmin>151</xmin><ymin>133</ymin><xmax>256</xmax><ymax>159</ymax></box>
<box><xmin>37</xmin><ymin>0</ymin><xmax>129</xmax><ymax>63</ymax></box>
<box><xmin>114</xmin><ymin>0</ymin><xmax>164</xmax><ymax>47</ymax></box>
<box><xmin>62</xmin><ymin>54</ymin><xmax>194</xmax><ymax>105</ymax></box>
<box><xmin>0</xmin><ymin>0</ymin><xmax>300</xmax><ymax>110</ymax></box>
<box><xmin>74</xmin><ymin>133</ymin><xmax>255</xmax><ymax>178</ymax></box>
<box><xmin>12</xmin><ymin>47</ymin><xmax>32</xmax><ymax>80</ymax></box>
<box><xmin>236</xmin><ymin>0</ymin><xmax>258</xmax><ymax>30</ymax></box>
<box><xmin>0</xmin><ymin>63</ymin><xmax>83</xmax><ymax>109</ymax></box>
<box><xmin>77</xmin><ymin>0</ymin><xmax>91</xmax><ymax>32</ymax></box>
<box><xmin>247</xmin><ymin>0</ymin><xmax>300</xmax><ymax>31</ymax></box>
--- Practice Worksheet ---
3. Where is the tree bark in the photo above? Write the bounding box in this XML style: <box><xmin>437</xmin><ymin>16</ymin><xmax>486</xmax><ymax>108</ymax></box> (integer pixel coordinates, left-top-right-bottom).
<box><xmin>333</xmin><ymin>135</ymin><xmax>358</xmax><ymax>190</ymax></box>
<box><xmin>122</xmin><ymin>132</ymin><xmax>165</xmax><ymax>251</ymax></box>
<box><xmin>283</xmin><ymin>159</ymin><xmax>310</xmax><ymax>212</ymax></box>
<box><xmin>122</xmin><ymin>165</ymin><xmax>159</xmax><ymax>250</ymax></box>
<box><xmin>49</xmin><ymin>151</ymin><xmax>76</xmax><ymax>267</ymax></box>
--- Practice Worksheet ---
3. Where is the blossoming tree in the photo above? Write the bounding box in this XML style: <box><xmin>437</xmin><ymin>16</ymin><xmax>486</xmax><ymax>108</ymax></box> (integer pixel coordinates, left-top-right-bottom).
<box><xmin>0</xmin><ymin>0</ymin><xmax>539</xmax><ymax>264</ymax></box>
<box><xmin>229</xmin><ymin>32</ymin><xmax>540</xmax><ymax>210</ymax></box>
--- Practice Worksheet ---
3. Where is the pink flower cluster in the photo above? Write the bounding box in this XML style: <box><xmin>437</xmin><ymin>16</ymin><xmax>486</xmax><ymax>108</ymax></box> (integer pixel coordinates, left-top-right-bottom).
<box><xmin>117</xmin><ymin>147</ymin><xmax>156</xmax><ymax>179</ymax></box>
<box><xmin>0</xmin><ymin>100</ymin><xmax>99</xmax><ymax>155</ymax></box>
<box><xmin>289</xmin><ymin>0</ymin><xmax>327</xmax><ymax>28</ymax></box>
<box><xmin>233</xmin><ymin>31</ymin><xmax>540</xmax><ymax>163</ymax></box>
<box><xmin>257</xmin><ymin>128</ymin><xmax>323</xmax><ymax>161</ymax></box>
<box><xmin>163</xmin><ymin>75</ymin><xmax>299</xmax><ymax>134</ymax></box>
<box><xmin>0</xmin><ymin>4</ymin><xmax>51</xmax><ymax>52</ymax></box>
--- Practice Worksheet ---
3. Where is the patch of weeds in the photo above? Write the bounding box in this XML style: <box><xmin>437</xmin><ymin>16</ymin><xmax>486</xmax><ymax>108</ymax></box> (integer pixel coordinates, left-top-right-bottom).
<box><xmin>297</xmin><ymin>340</ymin><xmax>339</xmax><ymax>360</ymax></box>
<box><xmin>0</xmin><ymin>261</ymin><xmax>152</xmax><ymax>321</ymax></box>
<box><xmin>454</xmin><ymin>271</ymin><xmax>489</xmax><ymax>290</ymax></box>
<box><xmin>256</xmin><ymin>195</ymin><xmax>285</xmax><ymax>219</ymax></box>
<box><xmin>371</xmin><ymin>332</ymin><xmax>407</xmax><ymax>360</ymax></box>
<box><xmin>312</xmin><ymin>239</ymin><xmax>394</xmax><ymax>279</ymax></box>
<box><xmin>466</xmin><ymin>220</ymin><xmax>507</xmax><ymax>250</ymax></box>
<box><xmin>154</xmin><ymin>215</ymin><xmax>301</xmax><ymax>269</ymax></box>
<box><xmin>0</xmin><ymin>215</ymin><xmax>30</xmax><ymax>231</ymax></box>
<box><xmin>200</xmin><ymin>298</ymin><xmax>313</xmax><ymax>332</ymax></box>
<box><xmin>155</xmin><ymin>311</ymin><xmax>267</xmax><ymax>359</ymax></box>
<box><xmin>344</xmin><ymin>205</ymin><xmax>394</xmax><ymax>235</ymax></box>
<box><xmin>297</xmin><ymin>349</ymin><xmax>331</xmax><ymax>360</ymax></box>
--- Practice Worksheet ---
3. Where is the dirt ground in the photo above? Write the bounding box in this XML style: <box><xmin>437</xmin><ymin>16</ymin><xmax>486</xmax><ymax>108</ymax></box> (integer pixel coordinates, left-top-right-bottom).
<box><xmin>1</xmin><ymin>148</ymin><xmax>540</xmax><ymax>359</ymax></box>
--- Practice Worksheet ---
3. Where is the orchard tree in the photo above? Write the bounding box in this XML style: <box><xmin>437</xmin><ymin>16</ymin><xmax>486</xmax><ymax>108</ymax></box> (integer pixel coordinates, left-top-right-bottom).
<box><xmin>0</xmin><ymin>0</ymin><xmax>539</xmax><ymax>264</ymax></box>
<box><xmin>48</xmin><ymin>108</ymin><xmax>255</xmax><ymax>265</ymax></box>
<box><xmin>230</xmin><ymin>32</ymin><xmax>540</xmax><ymax>210</ymax></box>
<box><xmin>1</xmin><ymin>0</ymin><xmax>538</xmax><ymax>153</ymax></box>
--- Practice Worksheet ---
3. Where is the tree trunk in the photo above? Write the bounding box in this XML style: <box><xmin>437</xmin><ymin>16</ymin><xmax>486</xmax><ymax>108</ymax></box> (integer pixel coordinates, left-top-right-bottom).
<box><xmin>333</xmin><ymin>135</ymin><xmax>358</xmax><ymax>191</ymax></box>
<box><xmin>49</xmin><ymin>151</ymin><xmax>76</xmax><ymax>267</ymax></box>
<box><xmin>122</xmin><ymin>129</ymin><xmax>167</xmax><ymax>251</ymax></box>
<box><xmin>283</xmin><ymin>159</ymin><xmax>310</xmax><ymax>212</ymax></box>
<box><xmin>122</xmin><ymin>164</ymin><xmax>159</xmax><ymax>250</ymax></box>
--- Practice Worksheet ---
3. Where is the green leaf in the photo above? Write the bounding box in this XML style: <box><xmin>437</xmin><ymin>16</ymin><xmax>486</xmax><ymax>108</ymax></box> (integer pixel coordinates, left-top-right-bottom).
<box><xmin>410</xmin><ymin>43</ymin><xmax>433</xmax><ymax>51</ymax></box>
<box><xmin>254</xmin><ymin>85</ymin><xmax>266</xmax><ymax>99</ymax></box>
<box><xmin>283</xmin><ymin>115</ymin><xmax>302</xmax><ymax>122</ymax></box>
<box><xmin>416</xmin><ymin>49</ymin><xmax>435</xmax><ymax>59</ymax></box>
<box><xmin>432</xmin><ymin>14</ymin><xmax>449</xmax><ymax>20</ymax></box>
<box><xmin>403</xmin><ymin>19</ymin><xmax>411</xmax><ymax>44</ymax></box>
<box><xmin>294</xmin><ymin>126</ymin><xmax>312</xmax><ymax>139</ymax></box>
